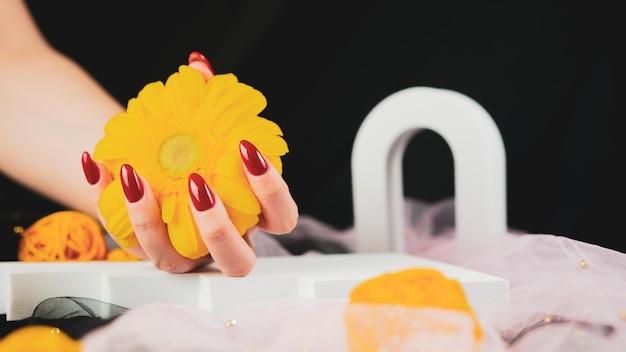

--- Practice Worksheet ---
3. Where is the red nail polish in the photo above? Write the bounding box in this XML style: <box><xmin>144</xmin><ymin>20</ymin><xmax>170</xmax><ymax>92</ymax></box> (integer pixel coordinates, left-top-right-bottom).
<box><xmin>240</xmin><ymin>140</ymin><xmax>268</xmax><ymax>176</ymax></box>
<box><xmin>188</xmin><ymin>51</ymin><xmax>214</xmax><ymax>74</ymax></box>
<box><xmin>120</xmin><ymin>164</ymin><xmax>144</xmax><ymax>203</ymax></box>
<box><xmin>81</xmin><ymin>151</ymin><xmax>100</xmax><ymax>185</ymax></box>
<box><xmin>188</xmin><ymin>173</ymin><xmax>215</xmax><ymax>211</ymax></box>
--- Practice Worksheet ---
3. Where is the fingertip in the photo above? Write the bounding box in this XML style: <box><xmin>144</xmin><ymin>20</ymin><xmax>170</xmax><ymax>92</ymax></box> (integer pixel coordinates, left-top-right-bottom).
<box><xmin>188</xmin><ymin>51</ymin><xmax>214</xmax><ymax>80</ymax></box>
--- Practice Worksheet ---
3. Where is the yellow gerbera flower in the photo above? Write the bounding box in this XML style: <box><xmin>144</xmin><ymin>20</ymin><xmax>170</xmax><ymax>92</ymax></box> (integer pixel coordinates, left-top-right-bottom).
<box><xmin>93</xmin><ymin>65</ymin><xmax>287</xmax><ymax>259</ymax></box>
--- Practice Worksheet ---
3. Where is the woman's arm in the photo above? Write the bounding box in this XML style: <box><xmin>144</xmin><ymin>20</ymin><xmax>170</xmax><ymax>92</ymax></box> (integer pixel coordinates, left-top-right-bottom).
<box><xmin>0</xmin><ymin>0</ymin><xmax>124</xmax><ymax>219</ymax></box>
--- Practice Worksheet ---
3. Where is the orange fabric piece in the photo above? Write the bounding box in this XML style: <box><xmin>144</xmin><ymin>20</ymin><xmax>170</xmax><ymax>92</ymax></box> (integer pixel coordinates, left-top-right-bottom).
<box><xmin>345</xmin><ymin>268</ymin><xmax>483</xmax><ymax>351</ymax></box>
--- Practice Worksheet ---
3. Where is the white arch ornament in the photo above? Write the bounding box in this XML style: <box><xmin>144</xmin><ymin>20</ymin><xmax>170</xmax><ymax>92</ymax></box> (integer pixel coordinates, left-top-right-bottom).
<box><xmin>351</xmin><ymin>87</ymin><xmax>507</xmax><ymax>253</ymax></box>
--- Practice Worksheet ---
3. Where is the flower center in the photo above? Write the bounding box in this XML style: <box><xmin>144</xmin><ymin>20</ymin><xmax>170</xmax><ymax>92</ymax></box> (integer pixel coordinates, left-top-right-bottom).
<box><xmin>158</xmin><ymin>134</ymin><xmax>199</xmax><ymax>173</ymax></box>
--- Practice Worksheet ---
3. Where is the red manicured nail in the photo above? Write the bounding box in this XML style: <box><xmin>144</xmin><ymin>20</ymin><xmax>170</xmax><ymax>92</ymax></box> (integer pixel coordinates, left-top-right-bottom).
<box><xmin>81</xmin><ymin>151</ymin><xmax>100</xmax><ymax>185</ymax></box>
<box><xmin>188</xmin><ymin>173</ymin><xmax>215</xmax><ymax>211</ymax></box>
<box><xmin>188</xmin><ymin>51</ymin><xmax>214</xmax><ymax>74</ymax></box>
<box><xmin>120</xmin><ymin>164</ymin><xmax>144</xmax><ymax>203</ymax></box>
<box><xmin>240</xmin><ymin>140</ymin><xmax>268</xmax><ymax>176</ymax></box>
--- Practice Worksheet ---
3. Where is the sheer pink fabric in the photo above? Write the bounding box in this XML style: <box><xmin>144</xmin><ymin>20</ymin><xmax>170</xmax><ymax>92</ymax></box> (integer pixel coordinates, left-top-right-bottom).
<box><xmin>82</xmin><ymin>198</ymin><xmax>626</xmax><ymax>351</ymax></box>
<box><xmin>421</xmin><ymin>233</ymin><xmax>626</xmax><ymax>350</ymax></box>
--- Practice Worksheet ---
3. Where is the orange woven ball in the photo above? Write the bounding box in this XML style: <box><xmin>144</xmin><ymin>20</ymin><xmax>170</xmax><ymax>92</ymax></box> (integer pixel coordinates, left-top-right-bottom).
<box><xmin>17</xmin><ymin>211</ymin><xmax>107</xmax><ymax>261</ymax></box>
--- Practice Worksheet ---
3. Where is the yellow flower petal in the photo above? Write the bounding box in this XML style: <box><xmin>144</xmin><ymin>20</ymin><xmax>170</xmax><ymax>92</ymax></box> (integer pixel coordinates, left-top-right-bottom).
<box><xmin>161</xmin><ymin>194</ymin><xmax>177</xmax><ymax>224</ymax></box>
<box><xmin>230</xmin><ymin>118</ymin><xmax>284</xmax><ymax>138</ymax></box>
<box><xmin>98</xmin><ymin>180</ymin><xmax>137</xmax><ymax>248</ymax></box>
<box><xmin>168</xmin><ymin>205</ymin><xmax>207</xmax><ymax>259</ymax></box>
<box><xmin>212</xmin><ymin>175</ymin><xmax>260</xmax><ymax>215</ymax></box>
<box><xmin>107</xmin><ymin>248</ymin><xmax>142</xmax><ymax>261</ymax></box>
<box><xmin>164</xmin><ymin>66</ymin><xmax>205</xmax><ymax>118</ymax></box>
<box><xmin>135</xmin><ymin>81</ymin><xmax>168</xmax><ymax>118</ymax></box>
<box><xmin>225</xmin><ymin>205</ymin><xmax>259</xmax><ymax>235</ymax></box>
<box><xmin>213</xmin><ymin>152</ymin><xmax>245</xmax><ymax>179</ymax></box>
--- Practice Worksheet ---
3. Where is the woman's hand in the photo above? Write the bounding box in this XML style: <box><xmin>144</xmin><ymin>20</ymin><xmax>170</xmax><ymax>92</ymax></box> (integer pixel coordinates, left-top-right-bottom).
<box><xmin>81</xmin><ymin>52</ymin><xmax>298</xmax><ymax>276</ymax></box>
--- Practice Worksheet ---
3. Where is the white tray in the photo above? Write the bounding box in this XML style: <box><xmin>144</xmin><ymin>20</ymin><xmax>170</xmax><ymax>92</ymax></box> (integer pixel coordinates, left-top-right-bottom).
<box><xmin>1</xmin><ymin>253</ymin><xmax>508</xmax><ymax>321</ymax></box>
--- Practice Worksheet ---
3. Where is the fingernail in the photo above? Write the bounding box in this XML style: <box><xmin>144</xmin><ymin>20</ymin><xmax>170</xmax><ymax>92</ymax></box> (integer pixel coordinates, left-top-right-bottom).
<box><xmin>240</xmin><ymin>140</ymin><xmax>268</xmax><ymax>176</ymax></box>
<box><xmin>188</xmin><ymin>51</ymin><xmax>214</xmax><ymax>74</ymax></box>
<box><xmin>81</xmin><ymin>151</ymin><xmax>100</xmax><ymax>185</ymax></box>
<box><xmin>120</xmin><ymin>164</ymin><xmax>144</xmax><ymax>203</ymax></box>
<box><xmin>188</xmin><ymin>173</ymin><xmax>215</xmax><ymax>211</ymax></box>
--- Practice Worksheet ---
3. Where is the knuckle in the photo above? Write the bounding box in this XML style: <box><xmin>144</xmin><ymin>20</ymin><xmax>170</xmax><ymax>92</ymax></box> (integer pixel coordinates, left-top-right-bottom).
<box><xmin>257</xmin><ymin>182</ymin><xmax>283</xmax><ymax>200</ymax></box>
<box><xmin>131</xmin><ymin>217</ymin><xmax>159</xmax><ymax>235</ymax></box>
<box><xmin>257</xmin><ymin>210</ymin><xmax>299</xmax><ymax>235</ymax></box>
<box><xmin>204</xmin><ymin>225</ymin><xmax>231</xmax><ymax>245</ymax></box>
